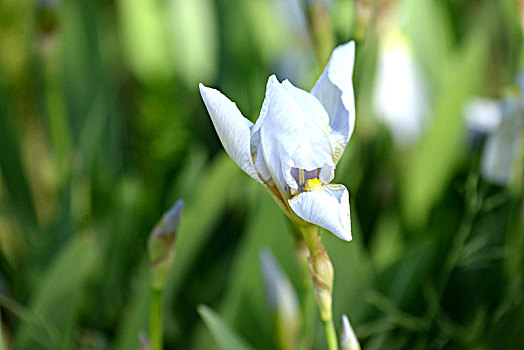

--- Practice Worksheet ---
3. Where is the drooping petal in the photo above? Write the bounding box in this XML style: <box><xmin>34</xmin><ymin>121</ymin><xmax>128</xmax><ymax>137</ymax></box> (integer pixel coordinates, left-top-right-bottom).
<box><xmin>311</xmin><ymin>41</ymin><xmax>356</xmax><ymax>164</ymax></box>
<box><xmin>199</xmin><ymin>83</ymin><xmax>264</xmax><ymax>185</ymax></box>
<box><xmin>288</xmin><ymin>184</ymin><xmax>351</xmax><ymax>241</ymax></box>
<box><xmin>259</xmin><ymin>76</ymin><xmax>335</xmax><ymax>194</ymax></box>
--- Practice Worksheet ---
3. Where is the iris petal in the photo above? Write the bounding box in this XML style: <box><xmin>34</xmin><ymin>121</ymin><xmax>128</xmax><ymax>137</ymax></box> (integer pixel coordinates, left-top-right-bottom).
<box><xmin>259</xmin><ymin>76</ymin><xmax>335</xmax><ymax>194</ymax></box>
<box><xmin>281</xmin><ymin>79</ymin><xmax>330</xmax><ymax>129</ymax></box>
<box><xmin>251</xmin><ymin>78</ymin><xmax>276</xmax><ymax>183</ymax></box>
<box><xmin>311</xmin><ymin>41</ymin><xmax>356</xmax><ymax>164</ymax></box>
<box><xmin>199</xmin><ymin>83</ymin><xmax>264</xmax><ymax>185</ymax></box>
<box><xmin>288</xmin><ymin>184</ymin><xmax>352</xmax><ymax>241</ymax></box>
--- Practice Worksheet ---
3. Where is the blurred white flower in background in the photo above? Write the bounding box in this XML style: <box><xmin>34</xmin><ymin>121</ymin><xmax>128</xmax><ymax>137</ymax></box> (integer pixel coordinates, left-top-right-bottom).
<box><xmin>464</xmin><ymin>97</ymin><xmax>503</xmax><ymax>136</ymax></box>
<box><xmin>464</xmin><ymin>67</ymin><xmax>524</xmax><ymax>187</ymax></box>
<box><xmin>259</xmin><ymin>249</ymin><xmax>300</xmax><ymax>349</ymax></box>
<box><xmin>274</xmin><ymin>0</ymin><xmax>310</xmax><ymax>40</ymax></box>
<box><xmin>373</xmin><ymin>29</ymin><xmax>430</xmax><ymax>145</ymax></box>
<box><xmin>270</xmin><ymin>0</ymin><xmax>312</xmax><ymax>84</ymax></box>
<box><xmin>479</xmin><ymin>90</ymin><xmax>523</xmax><ymax>186</ymax></box>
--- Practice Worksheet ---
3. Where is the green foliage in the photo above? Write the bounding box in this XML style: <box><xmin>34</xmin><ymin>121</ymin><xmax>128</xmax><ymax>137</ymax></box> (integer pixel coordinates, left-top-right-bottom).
<box><xmin>14</xmin><ymin>235</ymin><xmax>101</xmax><ymax>349</ymax></box>
<box><xmin>198</xmin><ymin>305</ymin><xmax>254</xmax><ymax>350</ymax></box>
<box><xmin>0</xmin><ymin>0</ymin><xmax>522</xmax><ymax>349</ymax></box>
<box><xmin>402</xmin><ymin>30</ymin><xmax>488</xmax><ymax>228</ymax></box>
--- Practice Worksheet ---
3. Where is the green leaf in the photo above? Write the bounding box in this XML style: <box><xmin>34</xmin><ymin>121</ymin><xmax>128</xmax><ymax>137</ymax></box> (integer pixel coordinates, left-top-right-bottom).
<box><xmin>13</xmin><ymin>235</ymin><xmax>101</xmax><ymax>349</ymax></box>
<box><xmin>116</xmin><ymin>0</ymin><xmax>173</xmax><ymax>83</ymax></box>
<box><xmin>191</xmin><ymin>189</ymin><xmax>295</xmax><ymax>350</ymax></box>
<box><xmin>164</xmin><ymin>153</ymin><xmax>242</xmax><ymax>299</ymax></box>
<box><xmin>0</xmin><ymin>82</ymin><xmax>36</xmax><ymax>226</ymax></box>
<box><xmin>403</xmin><ymin>0</ymin><xmax>452</xmax><ymax>87</ymax></box>
<box><xmin>378</xmin><ymin>236</ymin><xmax>437</xmax><ymax>308</ymax></box>
<box><xmin>113</xmin><ymin>264</ymin><xmax>150</xmax><ymax>350</ymax></box>
<box><xmin>402</xmin><ymin>30</ymin><xmax>488</xmax><ymax>228</ymax></box>
<box><xmin>198</xmin><ymin>305</ymin><xmax>255</xmax><ymax>350</ymax></box>
<box><xmin>166</xmin><ymin>0</ymin><xmax>218</xmax><ymax>86</ymax></box>
<box><xmin>369</xmin><ymin>211</ymin><xmax>405</xmax><ymax>273</ymax></box>
<box><xmin>113</xmin><ymin>153</ymin><xmax>240</xmax><ymax>349</ymax></box>
<box><xmin>325</xmin><ymin>207</ymin><xmax>376</xmax><ymax>322</ymax></box>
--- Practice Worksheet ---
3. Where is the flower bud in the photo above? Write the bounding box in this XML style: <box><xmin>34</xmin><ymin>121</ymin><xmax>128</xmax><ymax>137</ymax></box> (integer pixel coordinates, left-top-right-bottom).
<box><xmin>148</xmin><ymin>199</ymin><xmax>184</xmax><ymax>291</ymax></box>
<box><xmin>309</xmin><ymin>243</ymin><xmax>334</xmax><ymax>322</ymax></box>
<box><xmin>340</xmin><ymin>314</ymin><xmax>360</xmax><ymax>350</ymax></box>
<box><xmin>259</xmin><ymin>249</ymin><xmax>300</xmax><ymax>350</ymax></box>
<box><xmin>298</xmin><ymin>224</ymin><xmax>335</xmax><ymax>322</ymax></box>
<box><xmin>294</xmin><ymin>239</ymin><xmax>311</xmax><ymax>289</ymax></box>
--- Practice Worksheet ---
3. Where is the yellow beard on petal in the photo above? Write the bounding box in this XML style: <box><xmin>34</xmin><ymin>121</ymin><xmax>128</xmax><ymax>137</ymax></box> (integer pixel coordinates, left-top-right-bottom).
<box><xmin>304</xmin><ymin>178</ymin><xmax>323</xmax><ymax>192</ymax></box>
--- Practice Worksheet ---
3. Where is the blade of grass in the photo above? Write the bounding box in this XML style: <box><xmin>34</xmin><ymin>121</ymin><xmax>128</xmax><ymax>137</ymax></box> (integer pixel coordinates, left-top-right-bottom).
<box><xmin>13</xmin><ymin>234</ymin><xmax>101</xmax><ymax>349</ymax></box>
<box><xmin>0</xmin><ymin>81</ymin><xmax>37</xmax><ymax>227</ymax></box>
<box><xmin>198</xmin><ymin>305</ymin><xmax>255</xmax><ymax>350</ymax></box>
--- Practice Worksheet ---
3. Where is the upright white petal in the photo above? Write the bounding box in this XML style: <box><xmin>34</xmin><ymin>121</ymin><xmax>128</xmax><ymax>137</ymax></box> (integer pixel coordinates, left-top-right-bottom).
<box><xmin>199</xmin><ymin>83</ymin><xmax>264</xmax><ymax>184</ymax></box>
<box><xmin>340</xmin><ymin>314</ymin><xmax>360</xmax><ymax>350</ymax></box>
<box><xmin>259</xmin><ymin>76</ymin><xmax>335</xmax><ymax>194</ymax></box>
<box><xmin>289</xmin><ymin>184</ymin><xmax>351</xmax><ymax>241</ymax></box>
<box><xmin>311</xmin><ymin>41</ymin><xmax>356</xmax><ymax>164</ymax></box>
<box><xmin>251</xmin><ymin>78</ymin><xmax>277</xmax><ymax>183</ymax></box>
<box><xmin>281</xmin><ymin>79</ymin><xmax>330</xmax><ymax>129</ymax></box>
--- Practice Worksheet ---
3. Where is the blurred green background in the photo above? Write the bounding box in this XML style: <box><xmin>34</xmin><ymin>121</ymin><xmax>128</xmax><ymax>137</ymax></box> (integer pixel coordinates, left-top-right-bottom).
<box><xmin>0</xmin><ymin>0</ymin><xmax>523</xmax><ymax>349</ymax></box>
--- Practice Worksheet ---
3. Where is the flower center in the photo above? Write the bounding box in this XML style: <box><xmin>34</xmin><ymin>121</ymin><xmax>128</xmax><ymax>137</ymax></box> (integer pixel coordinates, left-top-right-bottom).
<box><xmin>290</xmin><ymin>168</ymin><xmax>321</xmax><ymax>194</ymax></box>
<box><xmin>304</xmin><ymin>178</ymin><xmax>323</xmax><ymax>191</ymax></box>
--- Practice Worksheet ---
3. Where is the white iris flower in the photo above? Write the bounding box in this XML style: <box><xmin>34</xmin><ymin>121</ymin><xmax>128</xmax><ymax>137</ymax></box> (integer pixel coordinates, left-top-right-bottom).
<box><xmin>199</xmin><ymin>41</ymin><xmax>355</xmax><ymax>241</ymax></box>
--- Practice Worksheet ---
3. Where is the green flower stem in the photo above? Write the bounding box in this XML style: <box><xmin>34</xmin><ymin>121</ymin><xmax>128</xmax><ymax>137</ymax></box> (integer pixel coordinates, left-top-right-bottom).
<box><xmin>294</xmin><ymin>238</ymin><xmax>311</xmax><ymax>288</ymax></box>
<box><xmin>301</xmin><ymin>286</ymin><xmax>316</xmax><ymax>349</ymax></box>
<box><xmin>322</xmin><ymin>318</ymin><xmax>338</xmax><ymax>350</ymax></box>
<box><xmin>294</xmin><ymin>239</ymin><xmax>315</xmax><ymax>349</ymax></box>
<box><xmin>298</xmin><ymin>224</ymin><xmax>338</xmax><ymax>350</ymax></box>
<box><xmin>148</xmin><ymin>200</ymin><xmax>183</xmax><ymax>349</ymax></box>
<box><xmin>150</xmin><ymin>288</ymin><xmax>164</xmax><ymax>350</ymax></box>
